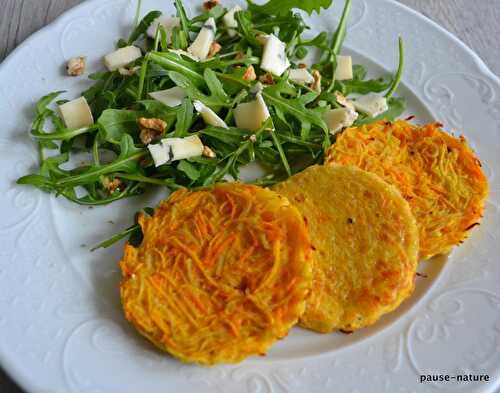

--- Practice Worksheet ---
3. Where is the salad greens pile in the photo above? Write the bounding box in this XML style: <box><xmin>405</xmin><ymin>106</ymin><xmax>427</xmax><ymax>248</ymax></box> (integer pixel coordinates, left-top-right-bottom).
<box><xmin>17</xmin><ymin>0</ymin><xmax>405</xmax><ymax>248</ymax></box>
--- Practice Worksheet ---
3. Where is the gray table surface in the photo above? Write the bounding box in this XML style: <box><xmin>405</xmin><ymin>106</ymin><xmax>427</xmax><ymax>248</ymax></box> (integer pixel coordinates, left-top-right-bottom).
<box><xmin>1</xmin><ymin>0</ymin><xmax>499</xmax><ymax>392</ymax></box>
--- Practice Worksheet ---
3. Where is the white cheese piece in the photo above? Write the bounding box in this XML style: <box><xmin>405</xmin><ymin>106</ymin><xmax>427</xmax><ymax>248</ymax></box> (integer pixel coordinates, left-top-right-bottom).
<box><xmin>223</xmin><ymin>6</ymin><xmax>241</xmax><ymax>38</ymax></box>
<box><xmin>353</xmin><ymin>94</ymin><xmax>389</xmax><ymax>117</ymax></box>
<box><xmin>148</xmin><ymin>135</ymin><xmax>204</xmax><ymax>167</ymax></box>
<box><xmin>260</xmin><ymin>34</ymin><xmax>290</xmax><ymax>76</ymax></box>
<box><xmin>335</xmin><ymin>55</ymin><xmax>353</xmax><ymax>81</ymax></box>
<box><xmin>59</xmin><ymin>97</ymin><xmax>94</xmax><ymax>129</ymax></box>
<box><xmin>193</xmin><ymin>100</ymin><xmax>228</xmax><ymax>128</ymax></box>
<box><xmin>323</xmin><ymin>107</ymin><xmax>358</xmax><ymax>135</ymax></box>
<box><xmin>187</xmin><ymin>17</ymin><xmax>216</xmax><ymax>61</ymax></box>
<box><xmin>146</xmin><ymin>15</ymin><xmax>180</xmax><ymax>41</ymax></box>
<box><xmin>289</xmin><ymin>68</ymin><xmax>314</xmax><ymax>84</ymax></box>
<box><xmin>149</xmin><ymin>87</ymin><xmax>187</xmax><ymax>107</ymax></box>
<box><xmin>164</xmin><ymin>135</ymin><xmax>204</xmax><ymax>162</ymax></box>
<box><xmin>148</xmin><ymin>143</ymin><xmax>170</xmax><ymax>167</ymax></box>
<box><xmin>104</xmin><ymin>46</ymin><xmax>142</xmax><ymax>71</ymax></box>
<box><xmin>234</xmin><ymin>93</ymin><xmax>270</xmax><ymax>131</ymax></box>
<box><xmin>168</xmin><ymin>49</ymin><xmax>200</xmax><ymax>61</ymax></box>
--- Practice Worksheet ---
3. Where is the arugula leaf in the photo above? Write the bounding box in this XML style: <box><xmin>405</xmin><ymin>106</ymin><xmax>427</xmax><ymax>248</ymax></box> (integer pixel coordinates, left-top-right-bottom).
<box><xmin>174</xmin><ymin>98</ymin><xmax>194</xmax><ymax>137</ymax></box>
<box><xmin>98</xmin><ymin>109</ymin><xmax>139</xmax><ymax>144</ymax></box>
<box><xmin>247</xmin><ymin>0</ymin><xmax>333</xmax><ymax>16</ymax></box>
<box><xmin>177</xmin><ymin>160</ymin><xmax>200</xmax><ymax>181</ymax></box>
<box><xmin>128</xmin><ymin>10</ymin><xmax>162</xmax><ymax>44</ymax></box>
<box><xmin>174</xmin><ymin>0</ymin><xmax>191</xmax><ymax>41</ymax></box>
<box><xmin>148</xmin><ymin>52</ymin><xmax>205</xmax><ymax>88</ymax></box>
<box><xmin>263</xmin><ymin>82</ymin><xmax>327</xmax><ymax>138</ymax></box>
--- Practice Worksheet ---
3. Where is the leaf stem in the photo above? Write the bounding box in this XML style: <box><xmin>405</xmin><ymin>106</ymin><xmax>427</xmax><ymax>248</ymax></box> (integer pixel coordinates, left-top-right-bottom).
<box><xmin>385</xmin><ymin>37</ymin><xmax>405</xmax><ymax>98</ymax></box>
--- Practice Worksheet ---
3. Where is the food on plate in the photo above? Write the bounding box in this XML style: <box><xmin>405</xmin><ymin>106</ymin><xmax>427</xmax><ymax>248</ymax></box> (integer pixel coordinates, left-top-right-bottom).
<box><xmin>119</xmin><ymin>183</ymin><xmax>313</xmax><ymax>364</ymax></box>
<box><xmin>325</xmin><ymin>120</ymin><xmax>489</xmax><ymax>259</ymax></box>
<box><xmin>273</xmin><ymin>165</ymin><xmax>419</xmax><ymax>333</ymax></box>
<box><xmin>18</xmin><ymin>0</ymin><xmax>406</xmax><ymax>212</ymax></box>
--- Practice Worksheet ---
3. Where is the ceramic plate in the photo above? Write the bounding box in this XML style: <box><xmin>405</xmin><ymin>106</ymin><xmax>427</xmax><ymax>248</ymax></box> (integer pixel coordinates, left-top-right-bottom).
<box><xmin>1</xmin><ymin>0</ymin><xmax>499</xmax><ymax>392</ymax></box>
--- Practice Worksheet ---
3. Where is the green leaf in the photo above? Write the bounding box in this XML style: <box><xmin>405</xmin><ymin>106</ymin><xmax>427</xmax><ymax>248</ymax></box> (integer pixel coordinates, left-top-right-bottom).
<box><xmin>128</xmin><ymin>10</ymin><xmax>162</xmax><ymax>44</ymax></box>
<box><xmin>204</xmin><ymin>68</ymin><xmax>229</xmax><ymax>103</ymax></box>
<box><xmin>174</xmin><ymin>98</ymin><xmax>194</xmax><ymax>137</ymax></box>
<box><xmin>247</xmin><ymin>0</ymin><xmax>333</xmax><ymax>16</ymax></box>
<box><xmin>148</xmin><ymin>52</ymin><xmax>205</xmax><ymax>88</ymax></box>
<box><xmin>16</xmin><ymin>174</ymin><xmax>54</xmax><ymax>191</ymax></box>
<box><xmin>55</xmin><ymin>135</ymin><xmax>147</xmax><ymax>188</ymax></box>
<box><xmin>168</xmin><ymin>71</ymin><xmax>229</xmax><ymax>107</ymax></box>
<box><xmin>97</xmin><ymin>109</ymin><xmax>139</xmax><ymax>144</ymax></box>
<box><xmin>174</xmin><ymin>0</ymin><xmax>191</xmax><ymax>40</ymax></box>
<box><xmin>177</xmin><ymin>160</ymin><xmax>200</xmax><ymax>181</ymax></box>
<box><xmin>36</xmin><ymin>91</ymin><xmax>65</xmax><ymax>115</ymax></box>
<box><xmin>263</xmin><ymin>83</ymin><xmax>327</xmax><ymax>136</ymax></box>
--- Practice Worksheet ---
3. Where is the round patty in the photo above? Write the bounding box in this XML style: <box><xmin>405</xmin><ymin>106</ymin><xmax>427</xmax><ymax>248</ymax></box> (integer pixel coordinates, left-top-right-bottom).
<box><xmin>119</xmin><ymin>183</ymin><xmax>312</xmax><ymax>365</ymax></box>
<box><xmin>325</xmin><ymin>120</ymin><xmax>489</xmax><ymax>260</ymax></box>
<box><xmin>273</xmin><ymin>165</ymin><xmax>419</xmax><ymax>333</ymax></box>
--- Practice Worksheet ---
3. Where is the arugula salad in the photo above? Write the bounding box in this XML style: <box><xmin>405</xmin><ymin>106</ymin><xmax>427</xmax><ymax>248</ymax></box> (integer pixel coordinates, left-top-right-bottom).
<box><xmin>17</xmin><ymin>0</ymin><xmax>404</xmax><ymax>247</ymax></box>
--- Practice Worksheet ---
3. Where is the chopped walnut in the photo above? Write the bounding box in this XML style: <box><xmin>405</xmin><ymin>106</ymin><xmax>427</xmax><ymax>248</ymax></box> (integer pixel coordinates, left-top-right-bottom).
<box><xmin>298</xmin><ymin>63</ymin><xmax>307</xmax><ymax>69</ymax></box>
<box><xmin>259</xmin><ymin>72</ymin><xmax>274</xmax><ymax>85</ymax></box>
<box><xmin>203</xmin><ymin>0</ymin><xmax>219</xmax><ymax>10</ymax></box>
<box><xmin>138</xmin><ymin>117</ymin><xmax>167</xmax><ymax>144</ymax></box>
<box><xmin>66</xmin><ymin>56</ymin><xmax>86</xmax><ymax>76</ymax></box>
<box><xmin>311</xmin><ymin>70</ymin><xmax>322</xmax><ymax>93</ymax></box>
<box><xmin>202</xmin><ymin>145</ymin><xmax>217</xmax><ymax>158</ymax></box>
<box><xmin>334</xmin><ymin>90</ymin><xmax>355</xmax><ymax>110</ymax></box>
<box><xmin>242</xmin><ymin>65</ymin><xmax>257</xmax><ymax>81</ymax></box>
<box><xmin>207</xmin><ymin>41</ymin><xmax>222</xmax><ymax>58</ymax></box>
<box><xmin>102</xmin><ymin>177</ymin><xmax>124</xmax><ymax>193</ymax></box>
<box><xmin>249</xmin><ymin>134</ymin><xmax>257</xmax><ymax>142</ymax></box>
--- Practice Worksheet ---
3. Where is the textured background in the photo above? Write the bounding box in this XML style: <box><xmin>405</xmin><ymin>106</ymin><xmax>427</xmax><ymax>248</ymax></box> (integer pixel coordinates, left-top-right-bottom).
<box><xmin>0</xmin><ymin>0</ymin><xmax>499</xmax><ymax>392</ymax></box>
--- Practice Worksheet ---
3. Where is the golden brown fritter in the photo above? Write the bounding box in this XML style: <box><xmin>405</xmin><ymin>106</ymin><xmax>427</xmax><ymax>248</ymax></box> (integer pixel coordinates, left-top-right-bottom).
<box><xmin>273</xmin><ymin>165</ymin><xmax>419</xmax><ymax>333</ymax></box>
<box><xmin>325</xmin><ymin>120</ymin><xmax>489</xmax><ymax>259</ymax></box>
<box><xmin>120</xmin><ymin>183</ymin><xmax>312</xmax><ymax>365</ymax></box>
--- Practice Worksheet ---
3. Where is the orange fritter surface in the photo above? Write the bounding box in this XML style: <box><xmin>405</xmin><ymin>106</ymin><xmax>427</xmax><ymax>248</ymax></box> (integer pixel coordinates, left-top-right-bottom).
<box><xmin>326</xmin><ymin>120</ymin><xmax>489</xmax><ymax>260</ymax></box>
<box><xmin>119</xmin><ymin>183</ymin><xmax>312</xmax><ymax>365</ymax></box>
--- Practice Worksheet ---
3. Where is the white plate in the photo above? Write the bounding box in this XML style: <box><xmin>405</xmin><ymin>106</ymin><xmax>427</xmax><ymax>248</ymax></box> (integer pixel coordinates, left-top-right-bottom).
<box><xmin>1</xmin><ymin>0</ymin><xmax>500</xmax><ymax>392</ymax></box>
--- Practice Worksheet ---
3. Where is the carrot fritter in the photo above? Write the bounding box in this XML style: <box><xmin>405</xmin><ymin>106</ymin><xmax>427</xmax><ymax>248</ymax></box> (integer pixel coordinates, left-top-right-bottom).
<box><xmin>119</xmin><ymin>183</ymin><xmax>312</xmax><ymax>365</ymax></box>
<box><xmin>273</xmin><ymin>165</ymin><xmax>419</xmax><ymax>333</ymax></box>
<box><xmin>325</xmin><ymin>120</ymin><xmax>489</xmax><ymax>259</ymax></box>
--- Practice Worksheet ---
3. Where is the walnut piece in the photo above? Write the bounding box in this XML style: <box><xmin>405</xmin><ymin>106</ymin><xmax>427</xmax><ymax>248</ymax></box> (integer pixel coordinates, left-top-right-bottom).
<box><xmin>203</xmin><ymin>0</ymin><xmax>219</xmax><ymax>10</ymax></box>
<box><xmin>259</xmin><ymin>72</ymin><xmax>274</xmax><ymax>85</ymax></box>
<box><xmin>311</xmin><ymin>70</ymin><xmax>322</xmax><ymax>93</ymax></box>
<box><xmin>66</xmin><ymin>57</ymin><xmax>86</xmax><ymax>76</ymax></box>
<box><xmin>102</xmin><ymin>177</ymin><xmax>124</xmax><ymax>193</ymax></box>
<box><xmin>242</xmin><ymin>65</ymin><xmax>257</xmax><ymax>81</ymax></box>
<box><xmin>334</xmin><ymin>90</ymin><xmax>355</xmax><ymax>110</ymax></box>
<box><xmin>207</xmin><ymin>42</ymin><xmax>222</xmax><ymax>58</ymax></box>
<box><xmin>138</xmin><ymin>117</ymin><xmax>167</xmax><ymax>144</ymax></box>
<box><xmin>202</xmin><ymin>145</ymin><xmax>217</xmax><ymax>158</ymax></box>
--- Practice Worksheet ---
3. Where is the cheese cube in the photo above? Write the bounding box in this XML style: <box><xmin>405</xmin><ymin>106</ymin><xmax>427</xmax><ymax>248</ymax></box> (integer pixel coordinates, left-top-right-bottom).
<box><xmin>193</xmin><ymin>100</ymin><xmax>228</xmax><ymax>128</ymax></box>
<box><xmin>323</xmin><ymin>107</ymin><xmax>358</xmax><ymax>135</ymax></box>
<box><xmin>353</xmin><ymin>94</ymin><xmax>389</xmax><ymax>117</ymax></box>
<box><xmin>335</xmin><ymin>55</ymin><xmax>353</xmax><ymax>80</ymax></box>
<box><xmin>104</xmin><ymin>46</ymin><xmax>142</xmax><ymax>71</ymax></box>
<box><xmin>149</xmin><ymin>87</ymin><xmax>187</xmax><ymax>107</ymax></box>
<box><xmin>289</xmin><ymin>68</ymin><xmax>314</xmax><ymax>84</ymax></box>
<box><xmin>260</xmin><ymin>34</ymin><xmax>290</xmax><ymax>76</ymax></box>
<box><xmin>234</xmin><ymin>93</ymin><xmax>270</xmax><ymax>131</ymax></box>
<box><xmin>187</xmin><ymin>17</ymin><xmax>216</xmax><ymax>60</ymax></box>
<box><xmin>223</xmin><ymin>6</ymin><xmax>242</xmax><ymax>37</ymax></box>
<box><xmin>59</xmin><ymin>97</ymin><xmax>94</xmax><ymax>129</ymax></box>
